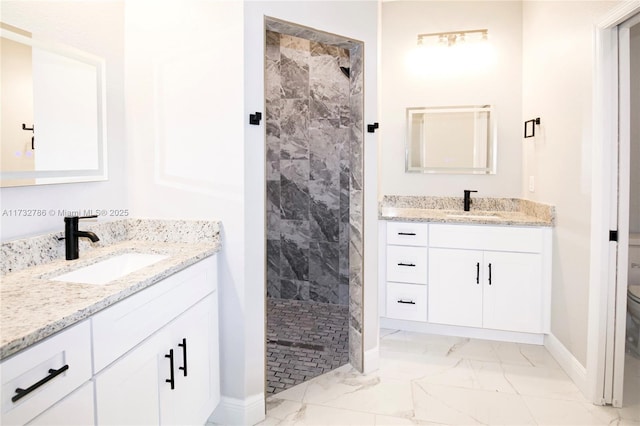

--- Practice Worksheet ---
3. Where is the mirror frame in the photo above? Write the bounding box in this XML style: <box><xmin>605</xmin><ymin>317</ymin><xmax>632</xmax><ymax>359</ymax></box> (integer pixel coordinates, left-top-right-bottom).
<box><xmin>405</xmin><ymin>105</ymin><xmax>496</xmax><ymax>175</ymax></box>
<box><xmin>0</xmin><ymin>25</ymin><xmax>108</xmax><ymax>187</ymax></box>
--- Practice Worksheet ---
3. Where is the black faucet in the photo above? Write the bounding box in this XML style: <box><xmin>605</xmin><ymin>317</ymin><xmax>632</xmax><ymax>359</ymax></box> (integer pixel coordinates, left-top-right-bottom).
<box><xmin>64</xmin><ymin>215</ymin><xmax>100</xmax><ymax>260</ymax></box>
<box><xmin>463</xmin><ymin>190</ymin><xmax>478</xmax><ymax>212</ymax></box>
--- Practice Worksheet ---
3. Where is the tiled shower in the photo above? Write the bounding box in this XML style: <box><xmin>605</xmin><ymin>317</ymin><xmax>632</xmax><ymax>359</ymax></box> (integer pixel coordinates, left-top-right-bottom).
<box><xmin>265</xmin><ymin>28</ymin><xmax>358</xmax><ymax>394</ymax></box>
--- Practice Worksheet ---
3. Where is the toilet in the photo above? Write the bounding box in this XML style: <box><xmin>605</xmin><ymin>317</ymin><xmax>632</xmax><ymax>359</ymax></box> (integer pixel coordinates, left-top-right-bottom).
<box><xmin>627</xmin><ymin>233</ymin><xmax>640</xmax><ymax>355</ymax></box>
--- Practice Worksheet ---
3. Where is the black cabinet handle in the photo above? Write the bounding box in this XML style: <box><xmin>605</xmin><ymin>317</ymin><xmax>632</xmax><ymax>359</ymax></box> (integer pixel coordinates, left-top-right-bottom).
<box><xmin>397</xmin><ymin>299</ymin><xmax>416</xmax><ymax>305</ymax></box>
<box><xmin>488</xmin><ymin>263</ymin><xmax>492</xmax><ymax>285</ymax></box>
<box><xmin>178</xmin><ymin>338</ymin><xmax>187</xmax><ymax>377</ymax></box>
<box><xmin>398</xmin><ymin>262</ymin><xmax>416</xmax><ymax>267</ymax></box>
<box><xmin>165</xmin><ymin>349</ymin><xmax>175</xmax><ymax>390</ymax></box>
<box><xmin>12</xmin><ymin>365</ymin><xmax>69</xmax><ymax>403</ymax></box>
<box><xmin>398</xmin><ymin>232</ymin><xmax>416</xmax><ymax>236</ymax></box>
<box><xmin>476</xmin><ymin>262</ymin><xmax>480</xmax><ymax>284</ymax></box>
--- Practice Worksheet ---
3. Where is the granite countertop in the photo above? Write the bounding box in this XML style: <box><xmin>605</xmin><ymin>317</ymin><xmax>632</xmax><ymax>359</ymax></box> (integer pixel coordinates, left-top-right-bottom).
<box><xmin>379</xmin><ymin>196</ymin><xmax>555</xmax><ymax>227</ymax></box>
<box><xmin>0</xmin><ymin>219</ymin><xmax>221</xmax><ymax>360</ymax></box>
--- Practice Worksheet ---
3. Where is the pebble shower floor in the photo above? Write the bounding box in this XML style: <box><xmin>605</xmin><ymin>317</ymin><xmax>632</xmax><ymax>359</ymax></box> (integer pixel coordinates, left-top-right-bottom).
<box><xmin>266</xmin><ymin>298</ymin><xmax>349</xmax><ymax>395</ymax></box>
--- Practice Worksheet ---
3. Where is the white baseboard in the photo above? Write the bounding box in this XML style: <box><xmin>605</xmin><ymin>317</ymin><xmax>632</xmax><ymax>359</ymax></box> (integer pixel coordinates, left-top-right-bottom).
<box><xmin>363</xmin><ymin>346</ymin><xmax>380</xmax><ymax>374</ymax></box>
<box><xmin>544</xmin><ymin>333</ymin><xmax>588</xmax><ymax>396</ymax></box>
<box><xmin>380</xmin><ymin>317</ymin><xmax>545</xmax><ymax>345</ymax></box>
<box><xmin>208</xmin><ymin>393</ymin><xmax>265</xmax><ymax>426</ymax></box>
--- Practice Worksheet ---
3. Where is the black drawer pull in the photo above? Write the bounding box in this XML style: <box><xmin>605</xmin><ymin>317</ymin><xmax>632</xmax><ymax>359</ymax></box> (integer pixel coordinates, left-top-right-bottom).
<box><xmin>397</xmin><ymin>299</ymin><xmax>416</xmax><ymax>305</ymax></box>
<box><xmin>398</xmin><ymin>262</ymin><xmax>416</xmax><ymax>267</ymax></box>
<box><xmin>165</xmin><ymin>349</ymin><xmax>175</xmax><ymax>390</ymax></box>
<box><xmin>476</xmin><ymin>262</ymin><xmax>480</xmax><ymax>284</ymax></box>
<box><xmin>398</xmin><ymin>232</ymin><xmax>416</xmax><ymax>236</ymax></box>
<box><xmin>178</xmin><ymin>338</ymin><xmax>188</xmax><ymax>377</ymax></box>
<box><xmin>12</xmin><ymin>364</ymin><xmax>69</xmax><ymax>403</ymax></box>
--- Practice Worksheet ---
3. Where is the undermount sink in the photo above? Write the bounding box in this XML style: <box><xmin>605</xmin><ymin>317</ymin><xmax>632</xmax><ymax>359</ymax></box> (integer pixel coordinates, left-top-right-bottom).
<box><xmin>51</xmin><ymin>253</ymin><xmax>169</xmax><ymax>285</ymax></box>
<box><xmin>446</xmin><ymin>213</ymin><xmax>501</xmax><ymax>220</ymax></box>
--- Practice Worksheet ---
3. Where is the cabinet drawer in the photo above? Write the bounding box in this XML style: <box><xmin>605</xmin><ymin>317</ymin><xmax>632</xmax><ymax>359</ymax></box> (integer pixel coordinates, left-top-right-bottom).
<box><xmin>429</xmin><ymin>224</ymin><xmax>543</xmax><ymax>253</ymax></box>
<box><xmin>386</xmin><ymin>246</ymin><xmax>428</xmax><ymax>284</ymax></box>
<box><xmin>386</xmin><ymin>282</ymin><xmax>427</xmax><ymax>322</ymax></box>
<box><xmin>27</xmin><ymin>382</ymin><xmax>94</xmax><ymax>426</ymax></box>
<box><xmin>92</xmin><ymin>256</ymin><xmax>217</xmax><ymax>372</ymax></box>
<box><xmin>387</xmin><ymin>222</ymin><xmax>428</xmax><ymax>246</ymax></box>
<box><xmin>1</xmin><ymin>321</ymin><xmax>92</xmax><ymax>426</ymax></box>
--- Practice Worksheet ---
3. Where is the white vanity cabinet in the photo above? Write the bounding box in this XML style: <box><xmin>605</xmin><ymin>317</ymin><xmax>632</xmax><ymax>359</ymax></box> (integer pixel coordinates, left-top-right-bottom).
<box><xmin>95</xmin><ymin>293</ymin><xmax>218</xmax><ymax>426</ymax></box>
<box><xmin>94</xmin><ymin>256</ymin><xmax>219</xmax><ymax>426</ymax></box>
<box><xmin>1</xmin><ymin>255</ymin><xmax>219</xmax><ymax>426</ymax></box>
<box><xmin>384</xmin><ymin>222</ymin><xmax>429</xmax><ymax>322</ymax></box>
<box><xmin>381</xmin><ymin>220</ymin><xmax>551</xmax><ymax>340</ymax></box>
<box><xmin>428</xmin><ymin>224</ymin><xmax>547</xmax><ymax>334</ymax></box>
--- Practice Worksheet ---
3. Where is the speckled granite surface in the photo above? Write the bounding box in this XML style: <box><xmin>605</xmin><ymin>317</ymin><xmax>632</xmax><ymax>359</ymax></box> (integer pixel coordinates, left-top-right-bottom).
<box><xmin>379</xmin><ymin>196</ymin><xmax>555</xmax><ymax>226</ymax></box>
<box><xmin>0</xmin><ymin>219</ymin><xmax>221</xmax><ymax>360</ymax></box>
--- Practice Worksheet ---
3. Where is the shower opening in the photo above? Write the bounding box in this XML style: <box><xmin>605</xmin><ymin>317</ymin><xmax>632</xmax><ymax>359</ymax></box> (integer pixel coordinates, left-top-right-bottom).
<box><xmin>264</xmin><ymin>18</ymin><xmax>364</xmax><ymax>396</ymax></box>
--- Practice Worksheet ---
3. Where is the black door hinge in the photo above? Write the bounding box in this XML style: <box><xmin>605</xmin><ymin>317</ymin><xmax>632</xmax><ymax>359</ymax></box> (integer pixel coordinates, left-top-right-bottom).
<box><xmin>609</xmin><ymin>230</ymin><xmax>618</xmax><ymax>242</ymax></box>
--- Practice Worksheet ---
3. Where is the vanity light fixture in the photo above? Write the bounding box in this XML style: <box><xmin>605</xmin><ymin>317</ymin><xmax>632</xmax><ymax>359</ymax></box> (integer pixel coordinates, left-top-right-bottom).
<box><xmin>417</xmin><ymin>29</ymin><xmax>488</xmax><ymax>47</ymax></box>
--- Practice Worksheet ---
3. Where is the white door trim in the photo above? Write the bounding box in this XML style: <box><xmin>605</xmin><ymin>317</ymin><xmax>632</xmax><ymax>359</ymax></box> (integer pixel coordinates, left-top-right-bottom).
<box><xmin>587</xmin><ymin>0</ymin><xmax>640</xmax><ymax>406</ymax></box>
<box><xmin>612</xmin><ymin>11</ymin><xmax>640</xmax><ymax>407</ymax></box>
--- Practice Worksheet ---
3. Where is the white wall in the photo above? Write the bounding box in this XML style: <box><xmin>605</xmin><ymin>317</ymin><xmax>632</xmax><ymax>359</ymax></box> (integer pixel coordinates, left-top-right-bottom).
<box><xmin>522</xmin><ymin>0</ymin><xmax>620</xmax><ymax>367</ymax></box>
<box><xmin>0</xmin><ymin>1</ymin><xmax>126</xmax><ymax>241</ymax></box>
<box><xmin>380</xmin><ymin>1</ymin><xmax>523</xmax><ymax>198</ymax></box>
<box><xmin>123</xmin><ymin>0</ymin><xmax>248</xmax><ymax>419</ymax></box>
<box><xmin>126</xmin><ymin>1</ymin><xmax>378</xmax><ymax>424</ymax></box>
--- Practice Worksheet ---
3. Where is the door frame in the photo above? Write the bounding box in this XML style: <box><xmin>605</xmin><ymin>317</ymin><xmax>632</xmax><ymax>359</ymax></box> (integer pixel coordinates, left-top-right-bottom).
<box><xmin>612</xmin><ymin>11</ymin><xmax>640</xmax><ymax>407</ymax></box>
<box><xmin>587</xmin><ymin>0</ymin><xmax>640</xmax><ymax>407</ymax></box>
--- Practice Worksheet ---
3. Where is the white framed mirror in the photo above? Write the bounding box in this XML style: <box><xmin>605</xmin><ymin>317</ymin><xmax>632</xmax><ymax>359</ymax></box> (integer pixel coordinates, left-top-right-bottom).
<box><xmin>0</xmin><ymin>23</ymin><xmax>107</xmax><ymax>187</ymax></box>
<box><xmin>406</xmin><ymin>105</ymin><xmax>496</xmax><ymax>174</ymax></box>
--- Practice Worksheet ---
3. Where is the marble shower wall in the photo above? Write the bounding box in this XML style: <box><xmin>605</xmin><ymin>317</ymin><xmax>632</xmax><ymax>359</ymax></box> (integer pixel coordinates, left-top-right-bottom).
<box><xmin>266</xmin><ymin>31</ymin><xmax>351</xmax><ymax>306</ymax></box>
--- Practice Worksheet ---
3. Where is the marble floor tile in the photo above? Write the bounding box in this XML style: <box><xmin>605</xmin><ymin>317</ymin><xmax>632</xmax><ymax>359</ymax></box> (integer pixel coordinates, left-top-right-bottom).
<box><xmin>412</xmin><ymin>382</ymin><xmax>537</xmax><ymax>425</ymax></box>
<box><xmin>379</xmin><ymin>329</ymin><xmax>468</xmax><ymax>359</ymax></box>
<box><xmin>257</xmin><ymin>402</ymin><xmax>376</xmax><ymax>425</ymax></box>
<box><xmin>375</xmin><ymin>352</ymin><xmax>462</xmax><ymax>382</ymax></box>
<box><xmin>373</xmin><ymin>414</ymin><xmax>441</xmax><ymax>425</ymax></box>
<box><xmin>302</xmin><ymin>373</ymin><xmax>414</xmax><ymax>417</ymax></box>
<box><xmin>441</xmin><ymin>338</ymin><xmax>503</xmax><ymax>363</ymax></box>
<box><xmin>500</xmin><ymin>362</ymin><xmax>587</xmax><ymax>401</ymax></box>
<box><xmin>492</xmin><ymin>340</ymin><xmax>563</xmax><ymax>369</ymax></box>
<box><xmin>413</xmin><ymin>358</ymin><xmax>519</xmax><ymax>394</ymax></box>
<box><xmin>275</xmin><ymin>379</ymin><xmax>311</xmax><ymax>403</ymax></box>
<box><xmin>521</xmin><ymin>395</ymin><xmax>627</xmax><ymax>425</ymax></box>
<box><xmin>257</xmin><ymin>330</ymin><xmax>640</xmax><ymax>426</ymax></box>
<box><xmin>264</xmin><ymin>399</ymin><xmax>307</xmax><ymax>421</ymax></box>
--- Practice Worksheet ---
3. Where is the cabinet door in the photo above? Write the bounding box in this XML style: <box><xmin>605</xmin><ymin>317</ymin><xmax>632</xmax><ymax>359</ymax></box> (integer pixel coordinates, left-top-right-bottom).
<box><xmin>95</xmin><ymin>294</ymin><xmax>219</xmax><ymax>426</ymax></box>
<box><xmin>27</xmin><ymin>382</ymin><xmax>94</xmax><ymax>426</ymax></box>
<box><xmin>95</xmin><ymin>334</ymin><xmax>161</xmax><ymax>426</ymax></box>
<box><xmin>483</xmin><ymin>251</ymin><xmax>543</xmax><ymax>333</ymax></box>
<box><xmin>160</xmin><ymin>294</ymin><xmax>219</xmax><ymax>426</ymax></box>
<box><xmin>428</xmin><ymin>248</ymin><xmax>483</xmax><ymax>327</ymax></box>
